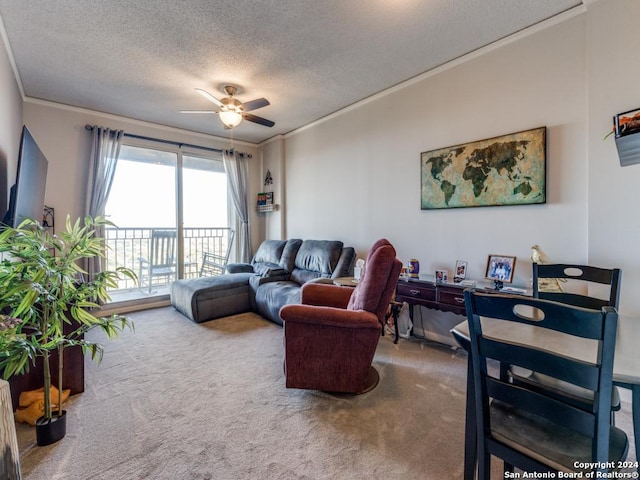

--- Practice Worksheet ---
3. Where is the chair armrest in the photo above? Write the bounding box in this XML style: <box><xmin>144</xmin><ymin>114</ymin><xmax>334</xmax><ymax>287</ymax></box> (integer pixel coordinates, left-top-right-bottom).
<box><xmin>226</xmin><ymin>263</ymin><xmax>254</xmax><ymax>274</ymax></box>
<box><xmin>249</xmin><ymin>274</ymin><xmax>289</xmax><ymax>291</ymax></box>
<box><xmin>280</xmin><ymin>304</ymin><xmax>380</xmax><ymax>330</ymax></box>
<box><xmin>259</xmin><ymin>267</ymin><xmax>288</xmax><ymax>278</ymax></box>
<box><xmin>300</xmin><ymin>282</ymin><xmax>354</xmax><ymax>308</ymax></box>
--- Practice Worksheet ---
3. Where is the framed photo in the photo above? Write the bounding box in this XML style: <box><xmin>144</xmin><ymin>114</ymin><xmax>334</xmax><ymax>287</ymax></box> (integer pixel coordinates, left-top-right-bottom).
<box><xmin>265</xmin><ymin>192</ymin><xmax>274</xmax><ymax>205</ymax></box>
<box><xmin>485</xmin><ymin>255</ymin><xmax>516</xmax><ymax>284</ymax></box>
<box><xmin>420</xmin><ymin>126</ymin><xmax>546</xmax><ymax>209</ymax></box>
<box><xmin>435</xmin><ymin>269</ymin><xmax>448</xmax><ymax>284</ymax></box>
<box><xmin>614</xmin><ymin>108</ymin><xmax>640</xmax><ymax>138</ymax></box>
<box><xmin>454</xmin><ymin>260</ymin><xmax>467</xmax><ymax>283</ymax></box>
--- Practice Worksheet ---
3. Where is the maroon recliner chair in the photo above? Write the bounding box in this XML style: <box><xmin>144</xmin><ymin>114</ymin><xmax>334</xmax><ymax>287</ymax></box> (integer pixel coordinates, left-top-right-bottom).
<box><xmin>280</xmin><ymin>239</ymin><xmax>402</xmax><ymax>394</ymax></box>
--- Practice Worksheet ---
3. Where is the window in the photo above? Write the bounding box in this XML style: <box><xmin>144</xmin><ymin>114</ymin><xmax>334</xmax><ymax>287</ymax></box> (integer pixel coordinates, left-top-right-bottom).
<box><xmin>104</xmin><ymin>142</ymin><xmax>230</xmax><ymax>304</ymax></box>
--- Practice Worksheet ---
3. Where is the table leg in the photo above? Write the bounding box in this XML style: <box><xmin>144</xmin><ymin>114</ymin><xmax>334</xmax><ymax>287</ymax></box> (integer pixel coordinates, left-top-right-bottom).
<box><xmin>390</xmin><ymin>303</ymin><xmax>402</xmax><ymax>344</ymax></box>
<box><xmin>464</xmin><ymin>354</ymin><xmax>477</xmax><ymax>480</ymax></box>
<box><xmin>633</xmin><ymin>385</ymin><xmax>640</xmax><ymax>472</ymax></box>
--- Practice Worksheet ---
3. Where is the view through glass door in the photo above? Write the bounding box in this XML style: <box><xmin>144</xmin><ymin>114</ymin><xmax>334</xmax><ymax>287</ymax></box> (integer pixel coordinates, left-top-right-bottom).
<box><xmin>104</xmin><ymin>143</ymin><xmax>229</xmax><ymax>306</ymax></box>
<box><xmin>182</xmin><ymin>153</ymin><xmax>231</xmax><ymax>280</ymax></box>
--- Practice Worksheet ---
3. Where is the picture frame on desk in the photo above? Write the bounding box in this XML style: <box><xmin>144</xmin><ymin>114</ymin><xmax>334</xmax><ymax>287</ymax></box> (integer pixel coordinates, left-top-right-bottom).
<box><xmin>435</xmin><ymin>269</ymin><xmax>448</xmax><ymax>284</ymax></box>
<box><xmin>454</xmin><ymin>260</ymin><xmax>467</xmax><ymax>283</ymax></box>
<box><xmin>485</xmin><ymin>254</ymin><xmax>516</xmax><ymax>286</ymax></box>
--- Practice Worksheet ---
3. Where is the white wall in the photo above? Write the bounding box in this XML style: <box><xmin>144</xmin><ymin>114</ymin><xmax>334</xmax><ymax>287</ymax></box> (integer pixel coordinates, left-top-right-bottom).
<box><xmin>0</xmin><ymin>26</ymin><xmax>23</xmax><ymax>216</ymax></box>
<box><xmin>259</xmin><ymin>135</ymin><xmax>285</xmax><ymax>239</ymax></box>
<box><xmin>281</xmin><ymin>13</ymin><xmax>588</xmax><ymax>293</ymax></box>
<box><xmin>586</xmin><ymin>0</ymin><xmax>640</xmax><ymax>316</ymax></box>
<box><xmin>5</xmin><ymin>0</ymin><xmax>640</xmax><ymax>317</ymax></box>
<box><xmin>21</xmin><ymin>101</ymin><xmax>262</xmax><ymax>254</ymax></box>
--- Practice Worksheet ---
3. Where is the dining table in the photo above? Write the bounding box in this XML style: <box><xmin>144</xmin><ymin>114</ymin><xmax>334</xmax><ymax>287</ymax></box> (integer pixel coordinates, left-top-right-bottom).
<box><xmin>451</xmin><ymin>313</ymin><xmax>640</xmax><ymax>479</ymax></box>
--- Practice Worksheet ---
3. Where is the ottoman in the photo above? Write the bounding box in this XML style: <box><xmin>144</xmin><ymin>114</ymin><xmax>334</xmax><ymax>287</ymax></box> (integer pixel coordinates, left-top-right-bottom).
<box><xmin>170</xmin><ymin>273</ymin><xmax>254</xmax><ymax>323</ymax></box>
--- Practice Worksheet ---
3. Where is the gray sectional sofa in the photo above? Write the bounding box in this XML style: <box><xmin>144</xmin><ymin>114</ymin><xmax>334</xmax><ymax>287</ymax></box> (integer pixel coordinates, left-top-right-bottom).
<box><xmin>170</xmin><ymin>239</ymin><xmax>355</xmax><ymax>325</ymax></box>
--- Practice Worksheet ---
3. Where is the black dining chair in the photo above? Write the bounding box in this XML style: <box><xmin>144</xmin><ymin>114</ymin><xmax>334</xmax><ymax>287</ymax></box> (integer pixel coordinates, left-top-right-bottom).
<box><xmin>464</xmin><ymin>289</ymin><xmax>628</xmax><ymax>478</ymax></box>
<box><xmin>532</xmin><ymin>263</ymin><xmax>621</xmax><ymax>310</ymax></box>
<box><xmin>509</xmin><ymin>263</ymin><xmax>623</xmax><ymax>417</ymax></box>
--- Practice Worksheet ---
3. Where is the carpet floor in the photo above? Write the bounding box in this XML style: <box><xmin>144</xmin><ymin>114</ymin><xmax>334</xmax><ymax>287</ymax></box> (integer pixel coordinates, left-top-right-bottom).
<box><xmin>14</xmin><ymin>307</ymin><xmax>637</xmax><ymax>479</ymax></box>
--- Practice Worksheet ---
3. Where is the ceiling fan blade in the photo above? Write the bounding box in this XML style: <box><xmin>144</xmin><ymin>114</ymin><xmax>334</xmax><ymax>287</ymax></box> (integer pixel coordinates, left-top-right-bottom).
<box><xmin>195</xmin><ymin>88</ymin><xmax>224</xmax><ymax>108</ymax></box>
<box><xmin>180</xmin><ymin>110</ymin><xmax>220</xmax><ymax>114</ymax></box>
<box><xmin>243</xmin><ymin>113</ymin><xmax>275</xmax><ymax>127</ymax></box>
<box><xmin>241</xmin><ymin>98</ymin><xmax>270</xmax><ymax>112</ymax></box>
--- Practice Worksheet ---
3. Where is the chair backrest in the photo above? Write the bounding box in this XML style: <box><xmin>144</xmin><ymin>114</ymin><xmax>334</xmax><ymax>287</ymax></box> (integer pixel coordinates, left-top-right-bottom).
<box><xmin>464</xmin><ymin>289</ymin><xmax>620</xmax><ymax>472</ymax></box>
<box><xmin>347</xmin><ymin>239</ymin><xmax>402</xmax><ymax>324</ymax></box>
<box><xmin>532</xmin><ymin>263</ymin><xmax>621</xmax><ymax>310</ymax></box>
<box><xmin>149</xmin><ymin>229</ymin><xmax>176</xmax><ymax>269</ymax></box>
<box><xmin>200</xmin><ymin>230</ymin><xmax>236</xmax><ymax>276</ymax></box>
<box><xmin>289</xmin><ymin>240</ymin><xmax>345</xmax><ymax>285</ymax></box>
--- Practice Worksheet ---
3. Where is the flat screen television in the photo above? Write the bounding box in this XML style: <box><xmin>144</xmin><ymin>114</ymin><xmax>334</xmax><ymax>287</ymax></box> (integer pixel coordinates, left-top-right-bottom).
<box><xmin>2</xmin><ymin>126</ymin><xmax>48</xmax><ymax>227</ymax></box>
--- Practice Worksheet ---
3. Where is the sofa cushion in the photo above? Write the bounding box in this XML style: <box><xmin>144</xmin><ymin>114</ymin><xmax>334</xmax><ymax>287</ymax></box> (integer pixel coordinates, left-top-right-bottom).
<box><xmin>288</xmin><ymin>240</ymin><xmax>344</xmax><ymax>285</ymax></box>
<box><xmin>255</xmin><ymin>281</ymin><xmax>302</xmax><ymax>326</ymax></box>
<box><xmin>253</xmin><ymin>239</ymin><xmax>287</xmax><ymax>265</ymax></box>
<box><xmin>170</xmin><ymin>272</ymin><xmax>253</xmax><ymax>323</ymax></box>
<box><xmin>279</xmin><ymin>239</ymin><xmax>302</xmax><ymax>272</ymax></box>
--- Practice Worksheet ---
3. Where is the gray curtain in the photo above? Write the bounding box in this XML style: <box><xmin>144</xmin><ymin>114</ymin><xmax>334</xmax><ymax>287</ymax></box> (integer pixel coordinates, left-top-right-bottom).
<box><xmin>223</xmin><ymin>150</ymin><xmax>251</xmax><ymax>263</ymax></box>
<box><xmin>86</xmin><ymin>126</ymin><xmax>124</xmax><ymax>278</ymax></box>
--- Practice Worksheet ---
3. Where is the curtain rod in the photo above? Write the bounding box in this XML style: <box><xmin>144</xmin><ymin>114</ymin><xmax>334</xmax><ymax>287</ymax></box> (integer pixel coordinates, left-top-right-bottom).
<box><xmin>84</xmin><ymin>124</ymin><xmax>251</xmax><ymax>157</ymax></box>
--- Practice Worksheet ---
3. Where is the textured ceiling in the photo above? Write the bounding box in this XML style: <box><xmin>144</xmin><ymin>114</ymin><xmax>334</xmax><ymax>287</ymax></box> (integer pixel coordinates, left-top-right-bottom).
<box><xmin>0</xmin><ymin>1</ymin><xmax>582</xmax><ymax>144</ymax></box>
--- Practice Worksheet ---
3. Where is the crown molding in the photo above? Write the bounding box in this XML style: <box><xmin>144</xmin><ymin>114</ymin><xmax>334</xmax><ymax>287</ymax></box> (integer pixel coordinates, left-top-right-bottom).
<box><xmin>24</xmin><ymin>96</ymin><xmax>259</xmax><ymax>148</ymax></box>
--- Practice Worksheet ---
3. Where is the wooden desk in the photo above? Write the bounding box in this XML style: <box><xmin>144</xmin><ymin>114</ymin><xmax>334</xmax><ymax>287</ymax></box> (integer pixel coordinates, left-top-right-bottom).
<box><xmin>333</xmin><ymin>276</ymin><xmax>359</xmax><ymax>287</ymax></box>
<box><xmin>396</xmin><ymin>278</ymin><xmax>468</xmax><ymax>317</ymax></box>
<box><xmin>395</xmin><ymin>278</ymin><xmax>526</xmax><ymax>343</ymax></box>
<box><xmin>452</xmin><ymin>314</ymin><xmax>640</xmax><ymax>479</ymax></box>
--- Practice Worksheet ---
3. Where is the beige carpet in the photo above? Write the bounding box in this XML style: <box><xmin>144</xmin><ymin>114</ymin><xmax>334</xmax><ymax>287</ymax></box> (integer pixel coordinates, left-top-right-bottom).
<box><xmin>14</xmin><ymin>307</ymin><xmax>636</xmax><ymax>479</ymax></box>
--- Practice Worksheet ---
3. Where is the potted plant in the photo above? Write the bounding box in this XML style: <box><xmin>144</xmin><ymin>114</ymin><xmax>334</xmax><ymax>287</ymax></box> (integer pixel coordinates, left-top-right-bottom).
<box><xmin>0</xmin><ymin>215</ymin><xmax>136</xmax><ymax>445</ymax></box>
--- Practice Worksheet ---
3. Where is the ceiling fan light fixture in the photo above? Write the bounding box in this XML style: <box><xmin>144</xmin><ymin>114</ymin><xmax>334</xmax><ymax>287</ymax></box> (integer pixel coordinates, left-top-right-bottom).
<box><xmin>219</xmin><ymin>110</ymin><xmax>243</xmax><ymax>128</ymax></box>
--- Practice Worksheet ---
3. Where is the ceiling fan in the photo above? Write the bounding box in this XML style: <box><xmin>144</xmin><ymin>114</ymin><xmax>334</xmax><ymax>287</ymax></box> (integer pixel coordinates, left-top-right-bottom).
<box><xmin>181</xmin><ymin>85</ymin><xmax>275</xmax><ymax>129</ymax></box>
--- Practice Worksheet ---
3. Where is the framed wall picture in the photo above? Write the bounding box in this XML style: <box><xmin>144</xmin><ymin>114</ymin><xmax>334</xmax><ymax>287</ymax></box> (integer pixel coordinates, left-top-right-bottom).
<box><xmin>421</xmin><ymin>126</ymin><xmax>546</xmax><ymax>209</ymax></box>
<box><xmin>454</xmin><ymin>260</ymin><xmax>467</xmax><ymax>283</ymax></box>
<box><xmin>485</xmin><ymin>255</ymin><xmax>516</xmax><ymax>289</ymax></box>
<box><xmin>614</xmin><ymin>108</ymin><xmax>640</xmax><ymax>138</ymax></box>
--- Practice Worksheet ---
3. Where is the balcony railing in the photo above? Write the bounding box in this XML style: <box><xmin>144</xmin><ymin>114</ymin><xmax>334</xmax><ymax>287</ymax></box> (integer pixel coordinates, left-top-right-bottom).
<box><xmin>105</xmin><ymin>226</ymin><xmax>233</xmax><ymax>292</ymax></box>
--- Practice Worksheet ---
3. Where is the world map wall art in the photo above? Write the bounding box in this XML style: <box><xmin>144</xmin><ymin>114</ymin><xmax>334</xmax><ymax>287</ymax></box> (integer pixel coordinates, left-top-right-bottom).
<box><xmin>420</xmin><ymin>126</ymin><xmax>546</xmax><ymax>209</ymax></box>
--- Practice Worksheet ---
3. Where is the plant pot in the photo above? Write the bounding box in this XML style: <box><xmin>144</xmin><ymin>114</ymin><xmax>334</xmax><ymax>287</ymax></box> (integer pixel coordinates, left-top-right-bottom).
<box><xmin>35</xmin><ymin>410</ymin><xmax>66</xmax><ymax>446</ymax></box>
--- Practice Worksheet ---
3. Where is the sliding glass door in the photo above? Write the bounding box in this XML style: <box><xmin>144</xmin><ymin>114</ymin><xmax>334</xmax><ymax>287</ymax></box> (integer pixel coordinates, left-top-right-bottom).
<box><xmin>182</xmin><ymin>153</ymin><xmax>232</xmax><ymax>279</ymax></box>
<box><xmin>104</xmin><ymin>142</ymin><xmax>228</xmax><ymax>305</ymax></box>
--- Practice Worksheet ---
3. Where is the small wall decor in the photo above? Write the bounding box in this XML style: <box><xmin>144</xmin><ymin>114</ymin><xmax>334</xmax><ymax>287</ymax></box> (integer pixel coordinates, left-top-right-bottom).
<box><xmin>614</xmin><ymin>108</ymin><xmax>640</xmax><ymax>137</ymax></box>
<box><xmin>453</xmin><ymin>260</ymin><xmax>467</xmax><ymax>283</ymax></box>
<box><xmin>612</xmin><ymin>108</ymin><xmax>640</xmax><ymax>167</ymax></box>
<box><xmin>485</xmin><ymin>254</ymin><xmax>516</xmax><ymax>290</ymax></box>
<box><xmin>264</xmin><ymin>169</ymin><xmax>273</xmax><ymax>186</ymax></box>
<box><xmin>420</xmin><ymin>127</ymin><xmax>546</xmax><ymax>209</ymax></box>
